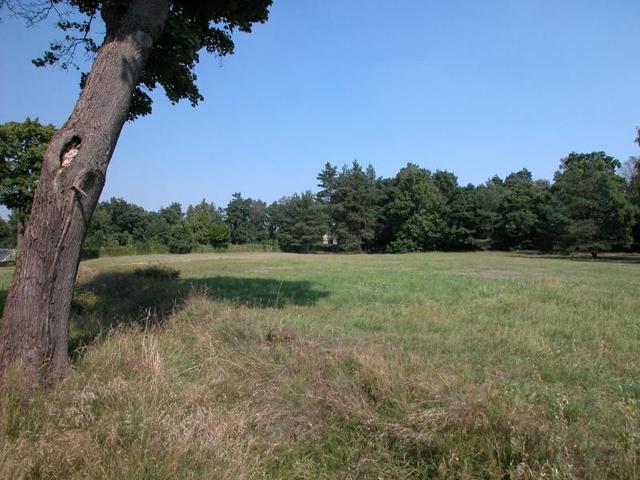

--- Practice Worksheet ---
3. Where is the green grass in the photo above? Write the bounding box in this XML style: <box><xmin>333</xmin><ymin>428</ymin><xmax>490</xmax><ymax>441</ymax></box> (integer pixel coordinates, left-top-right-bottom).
<box><xmin>0</xmin><ymin>251</ymin><xmax>639</xmax><ymax>478</ymax></box>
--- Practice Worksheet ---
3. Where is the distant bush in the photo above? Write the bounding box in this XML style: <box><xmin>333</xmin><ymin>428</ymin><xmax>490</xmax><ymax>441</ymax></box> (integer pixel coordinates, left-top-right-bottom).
<box><xmin>192</xmin><ymin>243</ymin><xmax>278</xmax><ymax>253</ymax></box>
<box><xmin>79</xmin><ymin>241</ymin><xmax>279</xmax><ymax>259</ymax></box>
<box><xmin>79</xmin><ymin>248</ymin><xmax>100</xmax><ymax>260</ymax></box>
<box><xmin>167</xmin><ymin>222</ymin><xmax>196</xmax><ymax>254</ymax></box>
<box><xmin>81</xmin><ymin>242</ymin><xmax>170</xmax><ymax>258</ymax></box>
<box><xmin>133</xmin><ymin>265</ymin><xmax>180</xmax><ymax>280</ymax></box>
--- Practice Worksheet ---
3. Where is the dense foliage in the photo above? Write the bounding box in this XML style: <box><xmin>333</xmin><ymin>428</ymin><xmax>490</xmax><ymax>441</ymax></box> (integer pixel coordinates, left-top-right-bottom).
<box><xmin>0</xmin><ymin>119</ymin><xmax>56</xmax><ymax>241</ymax></box>
<box><xmin>0</xmin><ymin>217</ymin><xmax>16</xmax><ymax>248</ymax></box>
<box><xmin>270</xmin><ymin>192</ymin><xmax>330</xmax><ymax>253</ymax></box>
<box><xmin>226</xmin><ymin>193</ymin><xmax>268</xmax><ymax>244</ymax></box>
<box><xmin>82</xmin><ymin>198</ymin><xmax>229</xmax><ymax>254</ymax></box>
<box><xmin>623</xmin><ymin>130</ymin><xmax>640</xmax><ymax>250</ymax></box>
<box><xmin>553</xmin><ymin>152</ymin><xmax>635</xmax><ymax>256</ymax></box>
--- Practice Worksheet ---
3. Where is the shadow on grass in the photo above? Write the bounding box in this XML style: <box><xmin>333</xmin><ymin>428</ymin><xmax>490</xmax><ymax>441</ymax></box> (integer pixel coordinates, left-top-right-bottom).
<box><xmin>512</xmin><ymin>252</ymin><xmax>640</xmax><ymax>264</ymax></box>
<box><xmin>69</xmin><ymin>269</ymin><xmax>329</xmax><ymax>356</ymax></box>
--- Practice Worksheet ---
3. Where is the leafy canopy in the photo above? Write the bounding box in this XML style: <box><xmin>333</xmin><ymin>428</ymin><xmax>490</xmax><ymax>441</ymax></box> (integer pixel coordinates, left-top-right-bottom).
<box><xmin>0</xmin><ymin>217</ymin><xmax>16</xmax><ymax>248</ymax></box>
<box><xmin>553</xmin><ymin>151</ymin><xmax>635</xmax><ymax>254</ymax></box>
<box><xmin>0</xmin><ymin>118</ymin><xmax>56</xmax><ymax>221</ymax></box>
<box><xmin>382</xmin><ymin>164</ymin><xmax>448</xmax><ymax>252</ymax></box>
<box><xmin>6</xmin><ymin>0</ymin><xmax>272</xmax><ymax>120</ymax></box>
<box><xmin>185</xmin><ymin>199</ymin><xmax>229</xmax><ymax>247</ymax></box>
<box><xmin>225</xmin><ymin>192</ymin><xmax>268</xmax><ymax>244</ymax></box>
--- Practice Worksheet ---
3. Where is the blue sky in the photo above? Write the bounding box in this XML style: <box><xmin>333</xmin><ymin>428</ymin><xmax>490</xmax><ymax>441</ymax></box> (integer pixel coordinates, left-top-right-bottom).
<box><xmin>1</xmin><ymin>0</ymin><xmax>639</xmax><ymax>214</ymax></box>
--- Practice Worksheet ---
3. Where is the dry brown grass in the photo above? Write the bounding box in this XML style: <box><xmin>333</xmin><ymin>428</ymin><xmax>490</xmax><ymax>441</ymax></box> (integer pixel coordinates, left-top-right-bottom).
<box><xmin>2</xmin><ymin>292</ymin><xmax>636</xmax><ymax>478</ymax></box>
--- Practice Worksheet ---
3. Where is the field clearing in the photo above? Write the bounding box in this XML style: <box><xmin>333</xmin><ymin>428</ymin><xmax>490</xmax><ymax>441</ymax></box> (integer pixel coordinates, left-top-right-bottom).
<box><xmin>0</xmin><ymin>251</ymin><xmax>639</xmax><ymax>478</ymax></box>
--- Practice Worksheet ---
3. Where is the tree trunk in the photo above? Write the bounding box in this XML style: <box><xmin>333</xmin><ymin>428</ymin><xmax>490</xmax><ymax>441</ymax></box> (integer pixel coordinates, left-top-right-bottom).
<box><xmin>0</xmin><ymin>0</ymin><xmax>169</xmax><ymax>387</ymax></box>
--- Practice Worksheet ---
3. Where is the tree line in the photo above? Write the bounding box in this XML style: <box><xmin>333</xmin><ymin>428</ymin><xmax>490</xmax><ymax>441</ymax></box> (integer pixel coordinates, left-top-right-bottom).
<box><xmin>96</xmin><ymin>150</ymin><xmax>640</xmax><ymax>257</ymax></box>
<box><xmin>5</xmin><ymin>128</ymin><xmax>638</xmax><ymax>259</ymax></box>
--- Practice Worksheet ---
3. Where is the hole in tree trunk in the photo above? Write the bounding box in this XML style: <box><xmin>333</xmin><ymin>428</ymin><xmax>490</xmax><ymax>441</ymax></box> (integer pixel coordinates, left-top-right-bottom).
<box><xmin>60</xmin><ymin>136</ymin><xmax>82</xmax><ymax>168</ymax></box>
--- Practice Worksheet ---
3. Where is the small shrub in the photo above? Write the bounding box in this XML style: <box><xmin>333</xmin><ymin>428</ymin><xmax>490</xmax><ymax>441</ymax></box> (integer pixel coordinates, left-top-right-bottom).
<box><xmin>133</xmin><ymin>265</ymin><xmax>180</xmax><ymax>280</ymax></box>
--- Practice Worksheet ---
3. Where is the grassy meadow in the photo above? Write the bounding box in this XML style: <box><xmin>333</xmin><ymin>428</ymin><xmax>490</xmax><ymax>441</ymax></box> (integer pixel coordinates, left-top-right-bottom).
<box><xmin>0</xmin><ymin>251</ymin><xmax>639</xmax><ymax>478</ymax></box>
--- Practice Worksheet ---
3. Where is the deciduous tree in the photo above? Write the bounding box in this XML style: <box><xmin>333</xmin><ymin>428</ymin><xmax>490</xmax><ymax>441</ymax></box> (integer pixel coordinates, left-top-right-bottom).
<box><xmin>0</xmin><ymin>217</ymin><xmax>15</xmax><ymax>248</ymax></box>
<box><xmin>0</xmin><ymin>119</ymin><xmax>56</xmax><ymax>252</ymax></box>
<box><xmin>494</xmin><ymin>169</ymin><xmax>549</xmax><ymax>250</ymax></box>
<box><xmin>225</xmin><ymin>193</ymin><xmax>268</xmax><ymax>244</ymax></box>
<box><xmin>0</xmin><ymin>0</ymin><xmax>272</xmax><ymax>386</ymax></box>
<box><xmin>553</xmin><ymin>152</ymin><xmax>635</xmax><ymax>257</ymax></box>
<box><xmin>622</xmin><ymin>129</ymin><xmax>640</xmax><ymax>249</ymax></box>
<box><xmin>185</xmin><ymin>199</ymin><xmax>229</xmax><ymax>248</ymax></box>
<box><xmin>381</xmin><ymin>164</ymin><xmax>445</xmax><ymax>252</ymax></box>
<box><xmin>166</xmin><ymin>220</ymin><xmax>195</xmax><ymax>254</ymax></box>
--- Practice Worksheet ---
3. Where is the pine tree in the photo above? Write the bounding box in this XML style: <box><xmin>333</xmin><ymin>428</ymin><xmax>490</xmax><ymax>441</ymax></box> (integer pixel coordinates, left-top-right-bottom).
<box><xmin>275</xmin><ymin>192</ymin><xmax>329</xmax><ymax>252</ymax></box>
<box><xmin>327</xmin><ymin>161</ymin><xmax>383</xmax><ymax>251</ymax></box>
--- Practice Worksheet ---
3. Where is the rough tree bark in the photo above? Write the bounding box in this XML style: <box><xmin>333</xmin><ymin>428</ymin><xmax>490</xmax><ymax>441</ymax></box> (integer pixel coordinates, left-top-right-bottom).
<box><xmin>0</xmin><ymin>0</ymin><xmax>170</xmax><ymax>386</ymax></box>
